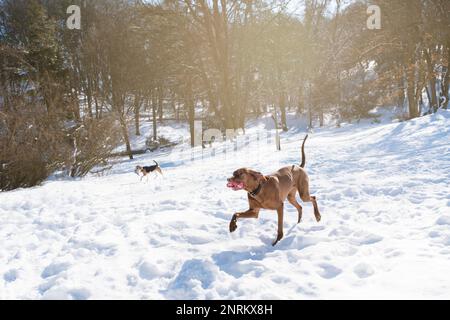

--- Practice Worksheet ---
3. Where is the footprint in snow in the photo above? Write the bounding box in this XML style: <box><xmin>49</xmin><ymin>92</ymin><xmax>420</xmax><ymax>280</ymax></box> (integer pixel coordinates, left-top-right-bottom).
<box><xmin>4</xmin><ymin>269</ymin><xmax>18</xmax><ymax>282</ymax></box>
<box><xmin>41</xmin><ymin>262</ymin><xmax>71</xmax><ymax>279</ymax></box>
<box><xmin>127</xmin><ymin>274</ymin><xmax>138</xmax><ymax>287</ymax></box>
<box><xmin>166</xmin><ymin>259</ymin><xmax>217</xmax><ymax>299</ymax></box>
<box><xmin>353</xmin><ymin>263</ymin><xmax>374</xmax><ymax>279</ymax></box>
<box><xmin>350</xmin><ymin>232</ymin><xmax>383</xmax><ymax>246</ymax></box>
<box><xmin>137</xmin><ymin>261</ymin><xmax>162</xmax><ymax>280</ymax></box>
<box><xmin>316</xmin><ymin>263</ymin><xmax>342</xmax><ymax>279</ymax></box>
<box><xmin>436</xmin><ymin>216</ymin><xmax>450</xmax><ymax>226</ymax></box>
<box><xmin>41</xmin><ymin>287</ymin><xmax>91</xmax><ymax>300</ymax></box>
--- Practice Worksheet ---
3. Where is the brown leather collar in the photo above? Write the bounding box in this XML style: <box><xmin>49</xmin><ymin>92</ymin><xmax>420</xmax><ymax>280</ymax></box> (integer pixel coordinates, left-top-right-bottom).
<box><xmin>249</xmin><ymin>183</ymin><xmax>262</xmax><ymax>197</ymax></box>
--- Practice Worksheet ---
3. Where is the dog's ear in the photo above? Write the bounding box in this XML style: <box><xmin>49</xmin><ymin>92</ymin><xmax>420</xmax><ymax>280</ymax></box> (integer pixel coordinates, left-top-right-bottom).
<box><xmin>251</xmin><ymin>171</ymin><xmax>266</xmax><ymax>182</ymax></box>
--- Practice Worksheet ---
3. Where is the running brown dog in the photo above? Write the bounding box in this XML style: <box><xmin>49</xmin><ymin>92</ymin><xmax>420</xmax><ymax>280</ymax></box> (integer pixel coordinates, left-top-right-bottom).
<box><xmin>226</xmin><ymin>135</ymin><xmax>321</xmax><ymax>246</ymax></box>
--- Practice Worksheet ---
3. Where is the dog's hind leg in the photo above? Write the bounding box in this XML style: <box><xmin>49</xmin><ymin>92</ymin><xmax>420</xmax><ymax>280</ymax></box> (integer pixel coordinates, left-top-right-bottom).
<box><xmin>287</xmin><ymin>190</ymin><xmax>303</xmax><ymax>223</ymax></box>
<box><xmin>298</xmin><ymin>181</ymin><xmax>321</xmax><ymax>222</ymax></box>
<box><xmin>310</xmin><ymin>196</ymin><xmax>321</xmax><ymax>222</ymax></box>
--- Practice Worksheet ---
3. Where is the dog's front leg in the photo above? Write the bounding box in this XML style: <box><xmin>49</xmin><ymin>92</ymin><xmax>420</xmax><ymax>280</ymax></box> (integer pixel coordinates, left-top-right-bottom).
<box><xmin>229</xmin><ymin>208</ymin><xmax>259</xmax><ymax>233</ymax></box>
<box><xmin>272</xmin><ymin>204</ymin><xmax>284</xmax><ymax>246</ymax></box>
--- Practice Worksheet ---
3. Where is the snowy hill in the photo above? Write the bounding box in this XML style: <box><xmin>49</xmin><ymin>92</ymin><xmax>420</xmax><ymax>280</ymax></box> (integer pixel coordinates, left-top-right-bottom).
<box><xmin>1</xmin><ymin>110</ymin><xmax>450</xmax><ymax>299</ymax></box>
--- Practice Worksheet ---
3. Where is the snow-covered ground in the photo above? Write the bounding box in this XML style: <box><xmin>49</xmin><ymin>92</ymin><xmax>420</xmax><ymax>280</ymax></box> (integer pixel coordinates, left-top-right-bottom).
<box><xmin>1</xmin><ymin>110</ymin><xmax>449</xmax><ymax>299</ymax></box>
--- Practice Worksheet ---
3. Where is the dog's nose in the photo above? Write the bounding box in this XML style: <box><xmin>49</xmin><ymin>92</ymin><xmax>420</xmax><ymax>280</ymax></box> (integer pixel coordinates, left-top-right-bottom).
<box><xmin>227</xmin><ymin>177</ymin><xmax>232</xmax><ymax>182</ymax></box>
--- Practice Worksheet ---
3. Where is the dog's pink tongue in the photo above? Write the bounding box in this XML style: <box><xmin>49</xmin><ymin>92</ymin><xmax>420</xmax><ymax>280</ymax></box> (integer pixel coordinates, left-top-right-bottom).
<box><xmin>227</xmin><ymin>181</ymin><xmax>244</xmax><ymax>190</ymax></box>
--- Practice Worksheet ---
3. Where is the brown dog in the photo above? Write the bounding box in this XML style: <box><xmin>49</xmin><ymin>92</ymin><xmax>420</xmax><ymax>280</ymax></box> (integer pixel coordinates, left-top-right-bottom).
<box><xmin>226</xmin><ymin>135</ymin><xmax>321</xmax><ymax>246</ymax></box>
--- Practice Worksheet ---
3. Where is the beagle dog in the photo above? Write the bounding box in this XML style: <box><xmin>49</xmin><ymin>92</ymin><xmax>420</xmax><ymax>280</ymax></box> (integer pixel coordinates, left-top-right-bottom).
<box><xmin>135</xmin><ymin>160</ymin><xmax>163</xmax><ymax>181</ymax></box>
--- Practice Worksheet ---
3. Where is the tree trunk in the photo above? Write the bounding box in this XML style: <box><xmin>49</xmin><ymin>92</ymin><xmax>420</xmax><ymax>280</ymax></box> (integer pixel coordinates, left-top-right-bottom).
<box><xmin>240</xmin><ymin>85</ymin><xmax>249</xmax><ymax>131</ymax></box>
<box><xmin>171</xmin><ymin>95</ymin><xmax>179</xmax><ymax>122</ymax></box>
<box><xmin>272</xmin><ymin>113</ymin><xmax>281</xmax><ymax>151</ymax></box>
<box><xmin>134</xmin><ymin>95</ymin><xmax>141</xmax><ymax>136</ymax></box>
<box><xmin>198</xmin><ymin>56</ymin><xmax>219</xmax><ymax>117</ymax></box>
<box><xmin>297</xmin><ymin>85</ymin><xmax>303</xmax><ymax>114</ymax></box>
<box><xmin>94</xmin><ymin>94</ymin><xmax>99</xmax><ymax>119</ymax></box>
<box><xmin>442</xmin><ymin>45</ymin><xmax>450</xmax><ymax>109</ymax></box>
<box><xmin>406</xmin><ymin>71</ymin><xmax>419</xmax><ymax>119</ymax></box>
<box><xmin>119</xmin><ymin>115</ymin><xmax>133</xmax><ymax>160</ymax></box>
<box><xmin>99</xmin><ymin>100</ymin><xmax>104</xmax><ymax>119</ymax></box>
<box><xmin>72</xmin><ymin>89</ymin><xmax>81</xmax><ymax>122</ymax></box>
<box><xmin>425</xmin><ymin>87</ymin><xmax>431</xmax><ymax>114</ymax></box>
<box><xmin>306</xmin><ymin>82</ymin><xmax>313</xmax><ymax>128</ymax></box>
<box><xmin>185</xmin><ymin>77</ymin><xmax>195</xmax><ymax>147</ymax></box>
<box><xmin>195</xmin><ymin>0</ymin><xmax>234</xmax><ymax>129</ymax></box>
<box><xmin>220</xmin><ymin>68</ymin><xmax>234</xmax><ymax>129</ymax></box>
<box><xmin>86</xmin><ymin>75</ymin><xmax>93</xmax><ymax>118</ymax></box>
<box><xmin>151</xmin><ymin>91</ymin><xmax>157</xmax><ymax>141</ymax></box>
<box><xmin>419</xmin><ymin>94</ymin><xmax>424</xmax><ymax>115</ymax></box>
<box><xmin>397</xmin><ymin>75</ymin><xmax>405</xmax><ymax>109</ymax></box>
<box><xmin>424</xmin><ymin>49</ymin><xmax>438</xmax><ymax>113</ymax></box>
<box><xmin>308</xmin><ymin>106</ymin><xmax>313</xmax><ymax>128</ymax></box>
<box><xmin>158</xmin><ymin>86</ymin><xmax>163</xmax><ymax>123</ymax></box>
<box><xmin>279</xmin><ymin>91</ymin><xmax>288</xmax><ymax>131</ymax></box>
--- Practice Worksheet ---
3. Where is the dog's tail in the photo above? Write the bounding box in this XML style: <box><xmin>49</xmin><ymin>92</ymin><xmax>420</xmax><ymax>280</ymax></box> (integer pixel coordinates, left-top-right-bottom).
<box><xmin>300</xmin><ymin>134</ymin><xmax>308</xmax><ymax>168</ymax></box>
<box><xmin>154</xmin><ymin>160</ymin><xmax>163</xmax><ymax>175</ymax></box>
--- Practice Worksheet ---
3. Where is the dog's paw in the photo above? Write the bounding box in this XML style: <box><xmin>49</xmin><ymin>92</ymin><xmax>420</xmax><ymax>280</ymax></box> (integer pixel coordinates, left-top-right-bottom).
<box><xmin>272</xmin><ymin>233</ymin><xmax>284</xmax><ymax>246</ymax></box>
<box><xmin>229</xmin><ymin>220</ymin><xmax>237</xmax><ymax>233</ymax></box>
<box><xmin>315</xmin><ymin>214</ymin><xmax>322</xmax><ymax>222</ymax></box>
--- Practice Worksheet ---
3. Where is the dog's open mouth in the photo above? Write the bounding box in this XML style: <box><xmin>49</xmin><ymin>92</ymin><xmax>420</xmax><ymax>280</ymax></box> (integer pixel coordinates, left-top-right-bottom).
<box><xmin>227</xmin><ymin>181</ymin><xmax>245</xmax><ymax>191</ymax></box>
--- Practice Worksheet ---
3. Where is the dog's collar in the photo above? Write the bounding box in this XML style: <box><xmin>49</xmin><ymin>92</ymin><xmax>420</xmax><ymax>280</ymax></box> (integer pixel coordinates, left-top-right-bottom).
<box><xmin>249</xmin><ymin>184</ymin><xmax>262</xmax><ymax>197</ymax></box>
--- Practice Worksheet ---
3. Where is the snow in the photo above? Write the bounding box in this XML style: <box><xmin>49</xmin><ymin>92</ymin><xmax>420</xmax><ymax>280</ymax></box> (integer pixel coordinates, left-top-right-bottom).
<box><xmin>1</xmin><ymin>110</ymin><xmax>449</xmax><ymax>299</ymax></box>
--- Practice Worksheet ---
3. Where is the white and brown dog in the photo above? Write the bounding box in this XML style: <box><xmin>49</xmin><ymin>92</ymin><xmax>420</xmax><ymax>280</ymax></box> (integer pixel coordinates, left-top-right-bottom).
<box><xmin>135</xmin><ymin>160</ymin><xmax>163</xmax><ymax>182</ymax></box>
